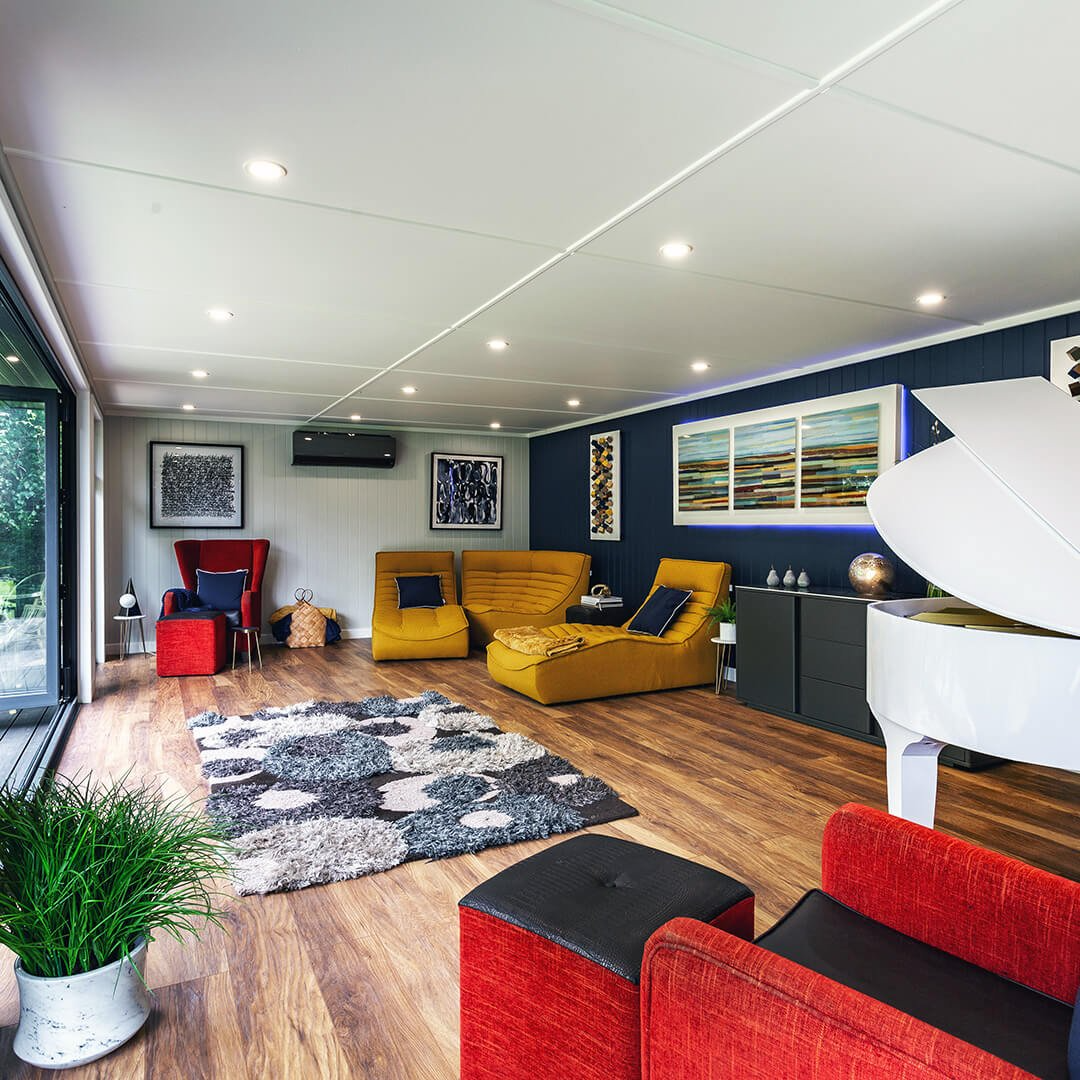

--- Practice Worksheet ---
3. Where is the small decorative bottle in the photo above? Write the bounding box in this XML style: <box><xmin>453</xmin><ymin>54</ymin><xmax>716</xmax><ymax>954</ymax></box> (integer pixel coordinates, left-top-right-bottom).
<box><xmin>797</xmin><ymin>569</ymin><xmax>811</xmax><ymax>589</ymax></box>
<box><xmin>783</xmin><ymin>566</ymin><xmax>797</xmax><ymax>588</ymax></box>
<box><xmin>766</xmin><ymin>566</ymin><xmax>780</xmax><ymax>588</ymax></box>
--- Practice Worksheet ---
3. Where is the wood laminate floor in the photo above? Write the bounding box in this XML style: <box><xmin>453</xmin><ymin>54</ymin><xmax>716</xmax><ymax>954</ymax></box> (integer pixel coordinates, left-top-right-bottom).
<box><xmin>0</xmin><ymin>641</ymin><xmax>1076</xmax><ymax>1078</ymax></box>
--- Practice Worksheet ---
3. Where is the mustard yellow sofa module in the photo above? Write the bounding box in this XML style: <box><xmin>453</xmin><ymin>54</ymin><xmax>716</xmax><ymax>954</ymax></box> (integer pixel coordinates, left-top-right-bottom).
<box><xmin>461</xmin><ymin>549</ymin><xmax>591</xmax><ymax>647</ymax></box>
<box><xmin>371</xmin><ymin>550</ymin><xmax>470</xmax><ymax>661</ymax></box>
<box><xmin>485</xmin><ymin>558</ymin><xmax>731</xmax><ymax>704</ymax></box>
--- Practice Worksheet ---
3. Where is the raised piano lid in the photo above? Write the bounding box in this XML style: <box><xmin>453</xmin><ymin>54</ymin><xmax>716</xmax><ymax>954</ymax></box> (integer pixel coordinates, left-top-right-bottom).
<box><xmin>866</xmin><ymin>377</ymin><xmax>1080</xmax><ymax>638</ymax></box>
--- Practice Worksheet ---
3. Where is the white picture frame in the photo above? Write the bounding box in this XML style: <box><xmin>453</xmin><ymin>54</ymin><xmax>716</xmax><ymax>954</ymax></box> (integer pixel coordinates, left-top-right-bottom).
<box><xmin>672</xmin><ymin>385</ymin><xmax>902</xmax><ymax>526</ymax></box>
<box><xmin>1049</xmin><ymin>334</ymin><xmax>1080</xmax><ymax>402</ymax></box>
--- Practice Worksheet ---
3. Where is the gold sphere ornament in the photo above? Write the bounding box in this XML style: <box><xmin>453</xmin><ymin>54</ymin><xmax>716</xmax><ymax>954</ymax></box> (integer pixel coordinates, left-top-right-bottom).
<box><xmin>848</xmin><ymin>552</ymin><xmax>895</xmax><ymax>596</ymax></box>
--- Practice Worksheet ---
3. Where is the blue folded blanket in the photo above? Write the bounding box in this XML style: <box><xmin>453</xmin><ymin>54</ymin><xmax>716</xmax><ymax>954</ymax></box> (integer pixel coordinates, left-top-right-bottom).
<box><xmin>159</xmin><ymin>588</ymin><xmax>214</xmax><ymax>619</ymax></box>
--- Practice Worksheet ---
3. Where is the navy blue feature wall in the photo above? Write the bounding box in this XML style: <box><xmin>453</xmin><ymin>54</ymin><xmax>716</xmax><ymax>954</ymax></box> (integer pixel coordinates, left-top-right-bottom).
<box><xmin>530</xmin><ymin>310</ymin><xmax>1080</xmax><ymax>608</ymax></box>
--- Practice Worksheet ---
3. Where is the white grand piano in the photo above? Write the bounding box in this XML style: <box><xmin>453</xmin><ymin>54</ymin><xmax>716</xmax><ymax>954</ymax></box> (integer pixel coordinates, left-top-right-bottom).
<box><xmin>866</xmin><ymin>376</ymin><xmax>1080</xmax><ymax>827</ymax></box>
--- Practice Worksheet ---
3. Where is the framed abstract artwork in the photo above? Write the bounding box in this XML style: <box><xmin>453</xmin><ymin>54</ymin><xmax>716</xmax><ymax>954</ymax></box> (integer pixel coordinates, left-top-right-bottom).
<box><xmin>149</xmin><ymin>442</ymin><xmax>244</xmax><ymax>529</ymax></box>
<box><xmin>1049</xmin><ymin>333</ymin><xmax>1080</xmax><ymax>402</ymax></box>
<box><xmin>672</xmin><ymin>385</ymin><xmax>902</xmax><ymax>525</ymax></box>
<box><xmin>588</xmin><ymin>430</ymin><xmax>621</xmax><ymax>541</ymax></box>
<box><xmin>431</xmin><ymin>453</ymin><xmax>503</xmax><ymax>530</ymax></box>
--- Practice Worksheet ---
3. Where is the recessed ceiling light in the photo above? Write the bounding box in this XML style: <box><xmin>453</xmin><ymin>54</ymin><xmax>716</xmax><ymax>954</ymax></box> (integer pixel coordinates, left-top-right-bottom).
<box><xmin>303</xmin><ymin>436</ymin><xmax>313</xmax><ymax>441</ymax></box>
<box><xmin>486</xmin><ymin>339</ymin><xmax>510</xmax><ymax>352</ymax></box>
<box><xmin>349</xmin><ymin>413</ymin><xmax>362</xmax><ymax>421</ymax></box>
<box><xmin>190</xmin><ymin>369</ymin><xmax>209</xmax><ymax>379</ymax></box>
<box><xmin>566</xmin><ymin>398</ymin><xmax>581</xmax><ymax>408</ymax></box>
<box><xmin>206</xmin><ymin>307</ymin><xmax>234</xmax><ymax>321</ymax></box>
<box><xmin>916</xmin><ymin>291</ymin><xmax>945</xmax><ymax>306</ymax></box>
<box><xmin>402</xmin><ymin>385</ymin><xmax>418</xmax><ymax>395</ymax></box>
<box><xmin>243</xmin><ymin>159</ymin><xmax>287</xmax><ymax>181</ymax></box>
<box><xmin>659</xmin><ymin>241</ymin><xmax>693</xmax><ymax>259</ymax></box>
<box><xmin>181</xmin><ymin>403</ymin><xmax>196</xmax><ymax>411</ymax></box>
<box><xmin>691</xmin><ymin>361</ymin><xmax>710</xmax><ymax>372</ymax></box>
<box><xmin>489</xmin><ymin>421</ymin><xmax>502</xmax><ymax>429</ymax></box>
<box><xmin>5</xmin><ymin>355</ymin><xmax>19</xmax><ymax>364</ymax></box>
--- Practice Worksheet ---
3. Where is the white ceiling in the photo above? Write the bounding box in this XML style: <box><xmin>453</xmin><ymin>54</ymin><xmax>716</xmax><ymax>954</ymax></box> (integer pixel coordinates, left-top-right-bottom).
<box><xmin>1</xmin><ymin>0</ymin><xmax>1078</xmax><ymax>434</ymax></box>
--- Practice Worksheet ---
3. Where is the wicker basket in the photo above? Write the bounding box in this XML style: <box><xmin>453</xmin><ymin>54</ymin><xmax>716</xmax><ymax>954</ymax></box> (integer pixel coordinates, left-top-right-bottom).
<box><xmin>287</xmin><ymin>589</ymin><xmax>328</xmax><ymax>649</ymax></box>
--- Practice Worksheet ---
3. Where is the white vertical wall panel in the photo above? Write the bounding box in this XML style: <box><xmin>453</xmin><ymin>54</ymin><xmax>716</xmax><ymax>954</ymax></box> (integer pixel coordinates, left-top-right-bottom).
<box><xmin>104</xmin><ymin>416</ymin><xmax>529</xmax><ymax>649</ymax></box>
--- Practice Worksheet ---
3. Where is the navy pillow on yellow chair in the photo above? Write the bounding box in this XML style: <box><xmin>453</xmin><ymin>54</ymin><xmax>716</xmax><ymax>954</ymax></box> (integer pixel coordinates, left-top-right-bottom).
<box><xmin>627</xmin><ymin>585</ymin><xmax>692</xmax><ymax>636</ymax></box>
<box><xmin>396</xmin><ymin>574</ymin><xmax>445</xmax><ymax>609</ymax></box>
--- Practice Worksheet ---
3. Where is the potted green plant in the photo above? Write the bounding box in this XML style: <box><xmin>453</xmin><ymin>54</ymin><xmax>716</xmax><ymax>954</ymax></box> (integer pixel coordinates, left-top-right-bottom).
<box><xmin>0</xmin><ymin>773</ymin><xmax>230</xmax><ymax>1069</ymax></box>
<box><xmin>707</xmin><ymin>597</ymin><xmax>737</xmax><ymax>644</ymax></box>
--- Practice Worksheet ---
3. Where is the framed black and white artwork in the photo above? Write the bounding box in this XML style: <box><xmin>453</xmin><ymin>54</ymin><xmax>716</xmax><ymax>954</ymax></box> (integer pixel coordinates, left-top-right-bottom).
<box><xmin>149</xmin><ymin>442</ymin><xmax>244</xmax><ymax>529</ymax></box>
<box><xmin>430</xmin><ymin>452</ymin><xmax>503</xmax><ymax>530</ymax></box>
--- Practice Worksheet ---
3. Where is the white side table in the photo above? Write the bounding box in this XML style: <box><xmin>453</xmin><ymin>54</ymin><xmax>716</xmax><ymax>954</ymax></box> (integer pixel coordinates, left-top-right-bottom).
<box><xmin>711</xmin><ymin>634</ymin><xmax>736</xmax><ymax>694</ymax></box>
<box><xmin>113</xmin><ymin>614</ymin><xmax>148</xmax><ymax>660</ymax></box>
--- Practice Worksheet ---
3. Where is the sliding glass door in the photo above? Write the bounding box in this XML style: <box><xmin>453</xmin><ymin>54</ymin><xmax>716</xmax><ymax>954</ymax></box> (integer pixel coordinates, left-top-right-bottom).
<box><xmin>0</xmin><ymin>386</ymin><xmax>59</xmax><ymax>709</ymax></box>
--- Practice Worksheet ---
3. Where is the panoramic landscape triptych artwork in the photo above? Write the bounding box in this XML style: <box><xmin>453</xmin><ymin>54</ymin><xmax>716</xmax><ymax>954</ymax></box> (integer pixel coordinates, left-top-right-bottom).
<box><xmin>672</xmin><ymin>386</ymin><xmax>901</xmax><ymax>525</ymax></box>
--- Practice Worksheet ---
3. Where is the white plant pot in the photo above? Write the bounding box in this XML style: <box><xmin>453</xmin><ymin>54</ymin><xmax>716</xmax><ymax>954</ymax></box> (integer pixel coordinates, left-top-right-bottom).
<box><xmin>13</xmin><ymin>938</ymin><xmax>151</xmax><ymax>1069</ymax></box>
<box><xmin>717</xmin><ymin>623</ymin><xmax>737</xmax><ymax>644</ymax></box>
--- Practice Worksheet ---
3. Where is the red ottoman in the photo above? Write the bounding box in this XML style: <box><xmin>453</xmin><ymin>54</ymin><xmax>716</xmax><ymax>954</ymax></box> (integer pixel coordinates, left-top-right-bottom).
<box><xmin>458</xmin><ymin>834</ymin><xmax>754</xmax><ymax>1080</ymax></box>
<box><xmin>156</xmin><ymin>611</ymin><xmax>227</xmax><ymax>676</ymax></box>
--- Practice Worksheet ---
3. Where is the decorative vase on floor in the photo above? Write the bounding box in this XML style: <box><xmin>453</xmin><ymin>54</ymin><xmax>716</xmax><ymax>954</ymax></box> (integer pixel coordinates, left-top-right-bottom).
<box><xmin>13</xmin><ymin>939</ymin><xmax>151</xmax><ymax>1069</ymax></box>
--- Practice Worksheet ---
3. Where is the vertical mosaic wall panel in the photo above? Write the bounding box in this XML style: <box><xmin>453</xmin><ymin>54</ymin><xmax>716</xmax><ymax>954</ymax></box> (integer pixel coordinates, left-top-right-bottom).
<box><xmin>589</xmin><ymin>430</ymin><xmax>620</xmax><ymax>541</ymax></box>
<box><xmin>676</xmin><ymin>428</ymin><xmax>730</xmax><ymax>513</ymax></box>
<box><xmin>800</xmin><ymin>404</ymin><xmax>880</xmax><ymax>507</ymax></box>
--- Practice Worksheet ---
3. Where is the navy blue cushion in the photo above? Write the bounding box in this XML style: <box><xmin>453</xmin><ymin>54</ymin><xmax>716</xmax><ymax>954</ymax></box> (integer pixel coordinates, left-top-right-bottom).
<box><xmin>396</xmin><ymin>574</ymin><xmax>445</xmax><ymax>609</ymax></box>
<box><xmin>627</xmin><ymin>585</ymin><xmax>691</xmax><ymax>636</ymax></box>
<box><xmin>196</xmin><ymin>568</ymin><xmax>248</xmax><ymax>612</ymax></box>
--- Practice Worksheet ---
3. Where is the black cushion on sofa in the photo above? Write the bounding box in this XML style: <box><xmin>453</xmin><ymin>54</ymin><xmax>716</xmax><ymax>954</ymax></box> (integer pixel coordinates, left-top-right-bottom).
<box><xmin>757</xmin><ymin>889</ymin><xmax>1074</xmax><ymax>1079</ymax></box>
<box><xmin>459</xmin><ymin>833</ymin><xmax>751</xmax><ymax>985</ymax></box>
<box><xmin>396</xmin><ymin>574</ymin><xmax>445</xmax><ymax>609</ymax></box>
<box><xmin>627</xmin><ymin>585</ymin><xmax>691</xmax><ymax>636</ymax></box>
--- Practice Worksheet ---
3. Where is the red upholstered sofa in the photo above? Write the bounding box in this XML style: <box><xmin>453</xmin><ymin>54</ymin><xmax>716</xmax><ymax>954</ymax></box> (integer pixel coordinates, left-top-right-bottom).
<box><xmin>162</xmin><ymin>538</ymin><xmax>269</xmax><ymax>635</ymax></box>
<box><xmin>460</xmin><ymin>804</ymin><xmax>1079</xmax><ymax>1079</ymax></box>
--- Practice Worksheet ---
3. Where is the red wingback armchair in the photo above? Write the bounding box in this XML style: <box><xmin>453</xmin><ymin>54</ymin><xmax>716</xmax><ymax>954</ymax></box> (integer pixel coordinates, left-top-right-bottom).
<box><xmin>163</xmin><ymin>539</ymin><xmax>270</xmax><ymax>634</ymax></box>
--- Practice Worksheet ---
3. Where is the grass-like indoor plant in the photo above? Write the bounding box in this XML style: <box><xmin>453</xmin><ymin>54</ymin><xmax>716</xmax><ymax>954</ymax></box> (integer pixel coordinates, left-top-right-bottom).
<box><xmin>0</xmin><ymin>773</ymin><xmax>230</xmax><ymax>1069</ymax></box>
<box><xmin>706</xmin><ymin>597</ymin><xmax>737</xmax><ymax>643</ymax></box>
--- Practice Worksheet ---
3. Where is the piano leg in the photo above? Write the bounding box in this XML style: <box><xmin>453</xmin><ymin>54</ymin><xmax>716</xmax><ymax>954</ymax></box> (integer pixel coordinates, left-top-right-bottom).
<box><xmin>877</xmin><ymin>716</ymin><xmax>947</xmax><ymax>828</ymax></box>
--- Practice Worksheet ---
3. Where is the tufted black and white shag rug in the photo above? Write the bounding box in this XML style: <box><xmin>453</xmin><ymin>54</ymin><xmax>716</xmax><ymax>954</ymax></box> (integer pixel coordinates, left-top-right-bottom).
<box><xmin>187</xmin><ymin>692</ymin><xmax>637</xmax><ymax>895</ymax></box>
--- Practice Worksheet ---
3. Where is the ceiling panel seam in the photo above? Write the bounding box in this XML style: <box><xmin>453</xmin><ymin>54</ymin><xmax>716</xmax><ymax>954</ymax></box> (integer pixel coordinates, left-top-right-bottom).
<box><xmin>305</xmin><ymin>0</ymin><xmax>966</xmax><ymax>424</ymax></box>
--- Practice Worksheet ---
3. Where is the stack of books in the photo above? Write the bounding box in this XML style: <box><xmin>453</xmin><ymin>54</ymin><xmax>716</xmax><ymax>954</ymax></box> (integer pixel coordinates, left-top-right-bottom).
<box><xmin>580</xmin><ymin>594</ymin><xmax>623</xmax><ymax>609</ymax></box>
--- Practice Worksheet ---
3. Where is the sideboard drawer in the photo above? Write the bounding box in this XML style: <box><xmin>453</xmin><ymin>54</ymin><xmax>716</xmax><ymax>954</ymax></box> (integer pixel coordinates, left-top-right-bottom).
<box><xmin>799</xmin><ymin>676</ymin><xmax>874</xmax><ymax>735</ymax></box>
<box><xmin>800</xmin><ymin>635</ymin><xmax>865</xmax><ymax>690</ymax></box>
<box><xmin>800</xmin><ymin>596</ymin><xmax>867</xmax><ymax>647</ymax></box>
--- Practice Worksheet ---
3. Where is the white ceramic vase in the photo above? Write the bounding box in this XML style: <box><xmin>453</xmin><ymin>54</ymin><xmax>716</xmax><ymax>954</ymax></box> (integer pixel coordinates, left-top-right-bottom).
<box><xmin>717</xmin><ymin>622</ymin><xmax>737</xmax><ymax>644</ymax></box>
<box><xmin>13</xmin><ymin>939</ymin><xmax>151</xmax><ymax>1069</ymax></box>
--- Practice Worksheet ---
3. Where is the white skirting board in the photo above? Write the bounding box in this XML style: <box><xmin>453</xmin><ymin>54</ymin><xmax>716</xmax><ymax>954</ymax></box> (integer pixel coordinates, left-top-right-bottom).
<box><xmin>105</xmin><ymin>625</ymin><xmax>374</xmax><ymax>658</ymax></box>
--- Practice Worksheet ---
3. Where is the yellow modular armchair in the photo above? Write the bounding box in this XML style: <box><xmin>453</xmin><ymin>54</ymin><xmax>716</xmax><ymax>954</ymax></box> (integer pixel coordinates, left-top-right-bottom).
<box><xmin>371</xmin><ymin>550</ymin><xmax>470</xmax><ymax>661</ymax></box>
<box><xmin>485</xmin><ymin>558</ymin><xmax>731</xmax><ymax>704</ymax></box>
<box><xmin>461</xmin><ymin>549</ymin><xmax>591</xmax><ymax>648</ymax></box>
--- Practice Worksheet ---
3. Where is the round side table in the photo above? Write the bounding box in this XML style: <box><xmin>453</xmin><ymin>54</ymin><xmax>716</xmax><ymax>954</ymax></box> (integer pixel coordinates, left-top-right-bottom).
<box><xmin>231</xmin><ymin>626</ymin><xmax>263</xmax><ymax>672</ymax></box>
<box><xmin>113</xmin><ymin>614</ymin><xmax>148</xmax><ymax>660</ymax></box>
<box><xmin>711</xmin><ymin>635</ymin><xmax>735</xmax><ymax>694</ymax></box>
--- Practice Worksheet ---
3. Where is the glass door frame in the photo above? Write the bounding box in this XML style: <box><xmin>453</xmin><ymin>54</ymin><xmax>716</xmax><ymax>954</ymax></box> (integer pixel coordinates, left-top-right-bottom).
<box><xmin>0</xmin><ymin>385</ymin><xmax>60</xmax><ymax>709</ymax></box>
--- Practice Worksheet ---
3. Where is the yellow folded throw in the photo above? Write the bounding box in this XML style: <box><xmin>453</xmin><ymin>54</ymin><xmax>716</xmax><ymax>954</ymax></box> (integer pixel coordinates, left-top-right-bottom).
<box><xmin>493</xmin><ymin>626</ymin><xmax>586</xmax><ymax>657</ymax></box>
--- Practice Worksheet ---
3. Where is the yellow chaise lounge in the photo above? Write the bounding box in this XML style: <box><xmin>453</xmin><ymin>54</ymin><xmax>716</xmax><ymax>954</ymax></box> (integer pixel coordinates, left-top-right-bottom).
<box><xmin>485</xmin><ymin>557</ymin><xmax>731</xmax><ymax>704</ymax></box>
<box><xmin>461</xmin><ymin>549</ymin><xmax>591</xmax><ymax>648</ymax></box>
<box><xmin>371</xmin><ymin>550</ymin><xmax>470</xmax><ymax>661</ymax></box>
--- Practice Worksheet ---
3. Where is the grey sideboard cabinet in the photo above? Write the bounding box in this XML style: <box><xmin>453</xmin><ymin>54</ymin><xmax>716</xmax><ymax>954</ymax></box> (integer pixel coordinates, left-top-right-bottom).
<box><xmin>734</xmin><ymin>585</ymin><xmax>997</xmax><ymax>770</ymax></box>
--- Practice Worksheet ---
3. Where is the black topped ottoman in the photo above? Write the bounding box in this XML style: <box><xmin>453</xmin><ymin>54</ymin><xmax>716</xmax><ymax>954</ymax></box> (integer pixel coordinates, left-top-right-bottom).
<box><xmin>459</xmin><ymin>833</ymin><xmax>754</xmax><ymax>1080</ymax></box>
